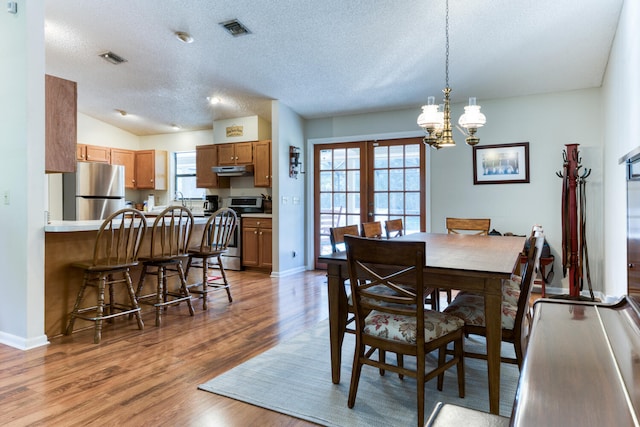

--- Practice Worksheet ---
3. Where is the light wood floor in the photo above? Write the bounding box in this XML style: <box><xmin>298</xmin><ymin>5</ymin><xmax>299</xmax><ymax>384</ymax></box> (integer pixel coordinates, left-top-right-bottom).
<box><xmin>0</xmin><ymin>269</ymin><xmax>329</xmax><ymax>427</ymax></box>
<box><xmin>0</xmin><ymin>270</ymin><xmax>541</xmax><ymax>426</ymax></box>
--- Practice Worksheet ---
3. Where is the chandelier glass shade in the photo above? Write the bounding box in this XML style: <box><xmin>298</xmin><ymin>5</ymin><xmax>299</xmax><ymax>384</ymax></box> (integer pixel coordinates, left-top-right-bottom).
<box><xmin>417</xmin><ymin>0</ymin><xmax>486</xmax><ymax>149</ymax></box>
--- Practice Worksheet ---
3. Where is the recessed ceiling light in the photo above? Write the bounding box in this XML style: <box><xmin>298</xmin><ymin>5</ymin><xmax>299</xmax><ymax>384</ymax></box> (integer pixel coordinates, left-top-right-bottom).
<box><xmin>99</xmin><ymin>51</ymin><xmax>127</xmax><ymax>65</ymax></box>
<box><xmin>171</xmin><ymin>124</ymin><xmax>181</xmax><ymax>130</ymax></box>
<box><xmin>175</xmin><ymin>31</ymin><xmax>194</xmax><ymax>44</ymax></box>
<box><xmin>116</xmin><ymin>109</ymin><xmax>127</xmax><ymax>116</ymax></box>
<box><xmin>219</xmin><ymin>19</ymin><xmax>251</xmax><ymax>37</ymax></box>
<box><xmin>207</xmin><ymin>96</ymin><xmax>221</xmax><ymax>105</ymax></box>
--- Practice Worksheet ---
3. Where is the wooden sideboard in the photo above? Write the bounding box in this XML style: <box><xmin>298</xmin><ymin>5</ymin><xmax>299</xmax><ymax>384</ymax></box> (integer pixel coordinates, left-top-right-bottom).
<box><xmin>511</xmin><ymin>297</ymin><xmax>640</xmax><ymax>426</ymax></box>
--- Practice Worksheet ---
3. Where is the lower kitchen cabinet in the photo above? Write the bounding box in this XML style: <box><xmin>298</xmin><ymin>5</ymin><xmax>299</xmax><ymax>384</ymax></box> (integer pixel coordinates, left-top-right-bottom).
<box><xmin>242</xmin><ymin>217</ymin><xmax>272</xmax><ymax>269</ymax></box>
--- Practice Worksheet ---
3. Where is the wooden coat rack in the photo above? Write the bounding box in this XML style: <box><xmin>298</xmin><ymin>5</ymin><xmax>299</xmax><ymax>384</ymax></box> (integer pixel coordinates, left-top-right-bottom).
<box><xmin>556</xmin><ymin>143</ymin><xmax>594</xmax><ymax>299</ymax></box>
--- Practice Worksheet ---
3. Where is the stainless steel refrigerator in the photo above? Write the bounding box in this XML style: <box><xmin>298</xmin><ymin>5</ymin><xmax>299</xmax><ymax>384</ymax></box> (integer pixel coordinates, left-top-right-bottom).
<box><xmin>63</xmin><ymin>162</ymin><xmax>125</xmax><ymax>220</ymax></box>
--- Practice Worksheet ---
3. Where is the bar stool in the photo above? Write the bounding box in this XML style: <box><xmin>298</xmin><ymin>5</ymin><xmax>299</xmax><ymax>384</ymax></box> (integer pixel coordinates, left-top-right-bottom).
<box><xmin>185</xmin><ymin>208</ymin><xmax>238</xmax><ymax>309</ymax></box>
<box><xmin>65</xmin><ymin>208</ymin><xmax>147</xmax><ymax>344</ymax></box>
<box><xmin>135</xmin><ymin>205</ymin><xmax>195</xmax><ymax>326</ymax></box>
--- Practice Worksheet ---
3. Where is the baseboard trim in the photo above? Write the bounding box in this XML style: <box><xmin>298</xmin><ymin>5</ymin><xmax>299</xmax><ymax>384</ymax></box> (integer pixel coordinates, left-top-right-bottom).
<box><xmin>0</xmin><ymin>331</ymin><xmax>49</xmax><ymax>350</ymax></box>
<box><xmin>270</xmin><ymin>266</ymin><xmax>307</xmax><ymax>278</ymax></box>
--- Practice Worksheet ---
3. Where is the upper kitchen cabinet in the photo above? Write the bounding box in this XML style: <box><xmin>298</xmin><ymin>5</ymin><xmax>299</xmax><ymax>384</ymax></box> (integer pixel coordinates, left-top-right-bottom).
<box><xmin>217</xmin><ymin>142</ymin><xmax>253</xmax><ymax>166</ymax></box>
<box><xmin>110</xmin><ymin>148</ymin><xmax>136</xmax><ymax>189</ymax></box>
<box><xmin>77</xmin><ymin>144</ymin><xmax>110</xmax><ymax>163</ymax></box>
<box><xmin>253</xmin><ymin>140</ymin><xmax>272</xmax><ymax>187</ymax></box>
<box><xmin>196</xmin><ymin>144</ymin><xmax>229</xmax><ymax>188</ymax></box>
<box><xmin>45</xmin><ymin>75</ymin><xmax>77</xmax><ymax>173</ymax></box>
<box><xmin>135</xmin><ymin>150</ymin><xmax>167</xmax><ymax>190</ymax></box>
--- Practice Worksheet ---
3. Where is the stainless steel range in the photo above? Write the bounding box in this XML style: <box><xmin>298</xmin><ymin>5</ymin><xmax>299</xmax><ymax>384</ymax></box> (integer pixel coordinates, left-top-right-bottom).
<box><xmin>221</xmin><ymin>196</ymin><xmax>264</xmax><ymax>271</ymax></box>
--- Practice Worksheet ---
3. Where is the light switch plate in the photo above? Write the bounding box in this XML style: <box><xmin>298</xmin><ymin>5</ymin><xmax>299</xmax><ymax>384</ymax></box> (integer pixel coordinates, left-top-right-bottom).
<box><xmin>7</xmin><ymin>2</ymin><xmax>17</xmax><ymax>14</ymax></box>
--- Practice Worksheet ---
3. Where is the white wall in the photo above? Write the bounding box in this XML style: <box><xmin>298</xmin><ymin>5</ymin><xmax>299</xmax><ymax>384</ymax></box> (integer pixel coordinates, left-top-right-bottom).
<box><xmin>0</xmin><ymin>2</ymin><xmax>48</xmax><ymax>349</ymax></box>
<box><xmin>79</xmin><ymin>113</ymin><xmax>141</xmax><ymax>149</ymax></box>
<box><xmin>271</xmin><ymin>101</ymin><xmax>306</xmax><ymax>276</ymax></box>
<box><xmin>305</xmin><ymin>88</ymin><xmax>605</xmax><ymax>293</ymax></box>
<box><xmin>602</xmin><ymin>0</ymin><xmax>640</xmax><ymax>297</ymax></box>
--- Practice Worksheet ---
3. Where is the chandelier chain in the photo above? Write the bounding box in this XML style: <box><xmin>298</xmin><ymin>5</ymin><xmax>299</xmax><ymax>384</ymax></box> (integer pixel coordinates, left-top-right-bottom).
<box><xmin>445</xmin><ymin>0</ymin><xmax>450</xmax><ymax>88</ymax></box>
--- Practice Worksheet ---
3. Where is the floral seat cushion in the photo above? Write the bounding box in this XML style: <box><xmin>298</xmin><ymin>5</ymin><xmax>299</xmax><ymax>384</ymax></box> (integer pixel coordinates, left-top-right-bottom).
<box><xmin>363</xmin><ymin>310</ymin><xmax>464</xmax><ymax>343</ymax></box>
<box><xmin>443</xmin><ymin>293</ymin><xmax>517</xmax><ymax>330</ymax></box>
<box><xmin>457</xmin><ymin>278</ymin><xmax>521</xmax><ymax>308</ymax></box>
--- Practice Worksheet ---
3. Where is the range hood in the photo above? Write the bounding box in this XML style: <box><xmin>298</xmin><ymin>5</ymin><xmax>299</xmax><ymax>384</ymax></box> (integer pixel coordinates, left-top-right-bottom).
<box><xmin>212</xmin><ymin>164</ymin><xmax>254</xmax><ymax>177</ymax></box>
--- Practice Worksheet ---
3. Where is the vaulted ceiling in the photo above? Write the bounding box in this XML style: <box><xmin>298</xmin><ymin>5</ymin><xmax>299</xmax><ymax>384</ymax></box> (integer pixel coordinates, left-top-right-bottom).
<box><xmin>44</xmin><ymin>0</ymin><xmax>623</xmax><ymax>136</ymax></box>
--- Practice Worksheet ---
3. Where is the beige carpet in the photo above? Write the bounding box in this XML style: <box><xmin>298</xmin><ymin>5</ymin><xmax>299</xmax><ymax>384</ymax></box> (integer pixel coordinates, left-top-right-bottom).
<box><xmin>199</xmin><ymin>320</ymin><xmax>518</xmax><ymax>426</ymax></box>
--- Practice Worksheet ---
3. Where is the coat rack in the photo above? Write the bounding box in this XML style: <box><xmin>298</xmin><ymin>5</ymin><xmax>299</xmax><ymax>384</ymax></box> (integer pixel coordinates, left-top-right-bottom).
<box><xmin>555</xmin><ymin>143</ymin><xmax>594</xmax><ymax>300</ymax></box>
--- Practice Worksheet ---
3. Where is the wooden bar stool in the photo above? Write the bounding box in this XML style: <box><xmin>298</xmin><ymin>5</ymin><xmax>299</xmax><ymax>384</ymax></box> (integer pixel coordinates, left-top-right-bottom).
<box><xmin>185</xmin><ymin>208</ymin><xmax>238</xmax><ymax>309</ymax></box>
<box><xmin>65</xmin><ymin>208</ymin><xmax>147</xmax><ymax>344</ymax></box>
<box><xmin>135</xmin><ymin>205</ymin><xmax>195</xmax><ymax>326</ymax></box>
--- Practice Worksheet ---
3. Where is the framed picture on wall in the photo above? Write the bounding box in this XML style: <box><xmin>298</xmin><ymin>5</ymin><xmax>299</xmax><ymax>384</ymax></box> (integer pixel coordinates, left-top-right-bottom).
<box><xmin>473</xmin><ymin>142</ymin><xmax>530</xmax><ymax>185</ymax></box>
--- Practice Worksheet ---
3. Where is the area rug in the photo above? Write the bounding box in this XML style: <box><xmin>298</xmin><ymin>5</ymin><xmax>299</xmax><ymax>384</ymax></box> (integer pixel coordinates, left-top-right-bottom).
<box><xmin>199</xmin><ymin>320</ymin><xmax>518</xmax><ymax>426</ymax></box>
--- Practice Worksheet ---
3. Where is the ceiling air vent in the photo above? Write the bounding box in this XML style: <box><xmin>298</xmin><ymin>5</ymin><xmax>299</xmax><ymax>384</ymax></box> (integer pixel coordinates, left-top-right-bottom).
<box><xmin>99</xmin><ymin>51</ymin><xmax>127</xmax><ymax>65</ymax></box>
<box><xmin>219</xmin><ymin>19</ymin><xmax>251</xmax><ymax>37</ymax></box>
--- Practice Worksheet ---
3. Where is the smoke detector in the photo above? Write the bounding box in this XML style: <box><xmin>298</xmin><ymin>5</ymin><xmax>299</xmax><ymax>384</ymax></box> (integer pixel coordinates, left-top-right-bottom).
<box><xmin>219</xmin><ymin>19</ymin><xmax>251</xmax><ymax>37</ymax></box>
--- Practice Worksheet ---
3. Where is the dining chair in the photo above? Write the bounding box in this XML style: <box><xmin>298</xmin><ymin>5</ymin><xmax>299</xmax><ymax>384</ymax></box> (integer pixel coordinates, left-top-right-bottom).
<box><xmin>344</xmin><ymin>235</ymin><xmax>465</xmax><ymax>427</ymax></box>
<box><xmin>439</xmin><ymin>217</ymin><xmax>492</xmax><ymax>305</ymax></box>
<box><xmin>384</xmin><ymin>218</ymin><xmax>404</xmax><ymax>239</ymax></box>
<box><xmin>135</xmin><ymin>205</ymin><xmax>195</xmax><ymax>326</ymax></box>
<box><xmin>65</xmin><ymin>208</ymin><xmax>147</xmax><ymax>343</ymax></box>
<box><xmin>329</xmin><ymin>224</ymin><xmax>360</xmax><ymax>253</ymax></box>
<box><xmin>445</xmin><ymin>217</ymin><xmax>491</xmax><ymax>235</ymax></box>
<box><xmin>360</xmin><ymin>221</ymin><xmax>383</xmax><ymax>238</ymax></box>
<box><xmin>443</xmin><ymin>228</ymin><xmax>544</xmax><ymax>368</ymax></box>
<box><xmin>185</xmin><ymin>208</ymin><xmax>238</xmax><ymax>309</ymax></box>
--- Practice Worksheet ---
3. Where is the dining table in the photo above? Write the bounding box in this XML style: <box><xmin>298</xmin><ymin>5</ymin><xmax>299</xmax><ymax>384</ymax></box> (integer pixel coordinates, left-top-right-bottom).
<box><xmin>318</xmin><ymin>232</ymin><xmax>526</xmax><ymax>415</ymax></box>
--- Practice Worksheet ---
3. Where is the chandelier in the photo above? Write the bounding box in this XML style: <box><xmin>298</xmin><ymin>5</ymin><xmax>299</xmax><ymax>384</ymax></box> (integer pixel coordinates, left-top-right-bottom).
<box><xmin>417</xmin><ymin>0</ymin><xmax>486</xmax><ymax>149</ymax></box>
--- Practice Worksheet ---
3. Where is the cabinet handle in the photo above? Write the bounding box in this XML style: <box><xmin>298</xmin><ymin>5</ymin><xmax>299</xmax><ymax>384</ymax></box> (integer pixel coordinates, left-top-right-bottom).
<box><xmin>259</xmin><ymin>232</ymin><xmax>263</xmax><ymax>235</ymax></box>
<box><xmin>257</xmin><ymin>221</ymin><xmax>260</xmax><ymax>225</ymax></box>
<box><xmin>266</xmin><ymin>175</ymin><xmax>269</xmax><ymax>179</ymax></box>
<box><xmin>254</xmin><ymin>231</ymin><xmax>257</xmax><ymax>234</ymax></box>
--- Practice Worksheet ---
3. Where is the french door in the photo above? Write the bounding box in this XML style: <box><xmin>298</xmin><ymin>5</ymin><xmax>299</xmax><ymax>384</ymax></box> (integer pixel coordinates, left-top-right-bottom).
<box><xmin>314</xmin><ymin>138</ymin><xmax>425</xmax><ymax>268</ymax></box>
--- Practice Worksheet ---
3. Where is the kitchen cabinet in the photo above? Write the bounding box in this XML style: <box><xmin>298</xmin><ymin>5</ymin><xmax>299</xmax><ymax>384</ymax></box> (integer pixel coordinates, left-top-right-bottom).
<box><xmin>242</xmin><ymin>217</ymin><xmax>272</xmax><ymax>269</ymax></box>
<box><xmin>110</xmin><ymin>148</ymin><xmax>136</xmax><ymax>189</ymax></box>
<box><xmin>45</xmin><ymin>75</ymin><xmax>77</xmax><ymax>173</ymax></box>
<box><xmin>77</xmin><ymin>144</ymin><xmax>111</xmax><ymax>163</ymax></box>
<box><xmin>135</xmin><ymin>150</ymin><xmax>167</xmax><ymax>190</ymax></box>
<box><xmin>253</xmin><ymin>140</ymin><xmax>272</xmax><ymax>187</ymax></box>
<box><xmin>217</xmin><ymin>142</ymin><xmax>253</xmax><ymax>166</ymax></box>
<box><xmin>196</xmin><ymin>144</ymin><xmax>229</xmax><ymax>188</ymax></box>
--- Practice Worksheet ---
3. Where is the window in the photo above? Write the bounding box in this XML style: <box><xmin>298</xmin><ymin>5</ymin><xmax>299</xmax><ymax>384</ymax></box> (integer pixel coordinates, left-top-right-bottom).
<box><xmin>174</xmin><ymin>151</ymin><xmax>201</xmax><ymax>199</ymax></box>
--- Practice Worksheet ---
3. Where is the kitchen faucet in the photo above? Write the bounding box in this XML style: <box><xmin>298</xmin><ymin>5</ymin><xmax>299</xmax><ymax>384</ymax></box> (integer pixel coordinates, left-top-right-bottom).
<box><xmin>175</xmin><ymin>191</ymin><xmax>186</xmax><ymax>207</ymax></box>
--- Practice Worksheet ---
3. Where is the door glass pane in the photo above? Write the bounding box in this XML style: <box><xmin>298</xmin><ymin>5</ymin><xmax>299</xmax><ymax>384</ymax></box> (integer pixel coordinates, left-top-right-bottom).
<box><xmin>319</xmin><ymin>193</ymin><xmax>332</xmax><ymax>211</ymax></box>
<box><xmin>347</xmin><ymin>170</ymin><xmax>359</xmax><ymax>191</ymax></box>
<box><xmin>374</xmin><ymin>193</ymin><xmax>388</xmax><ymax>215</ymax></box>
<box><xmin>374</xmin><ymin>170</ymin><xmax>388</xmax><ymax>191</ymax></box>
<box><xmin>389</xmin><ymin>169</ymin><xmax>404</xmax><ymax>191</ymax></box>
<box><xmin>389</xmin><ymin>145</ymin><xmax>404</xmax><ymax>168</ymax></box>
<box><xmin>347</xmin><ymin>148</ymin><xmax>360</xmax><ymax>169</ymax></box>
<box><xmin>319</xmin><ymin>149</ymin><xmax>332</xmax><ymax>170</ymax></box>
<box><xmin>406</xmin><ymin>192</ymin><xmax>420</xmax><ymax>215</ymax></box>
<box><xmin>374</xmin><ymin>146</ymin><xmax>388</xmax><ymax>169</ymax></box>
<box><xmin>405</xmin><ymin>145</ymin><xmax>420</xmax><ymax>167</ymax></box>
<box><xmin>333</xmin><ymin>149</ymin><xmax>346</xmax><ymax>170</ymax></box>
<box><xmin>406</xmin><ymin>168</ymin><xmax>420</xmax><ymax>191</ymax></box>
<box><xmin>320</xmin><ymin>171</ymin><xmax>332</xmax><ymax>191</ymax></box>
<box><xmin>389</xmin><ymin>192</ymin><xmax>404</xmax><ymax>215</ymax></box>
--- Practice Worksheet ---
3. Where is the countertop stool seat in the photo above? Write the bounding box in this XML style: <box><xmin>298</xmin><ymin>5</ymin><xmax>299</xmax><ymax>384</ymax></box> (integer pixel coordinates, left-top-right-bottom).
<box><xmin>185</xmin><ymin>208</ymin><xmax>238</xmax><ymax>309</ymax></box>
<box><xmin>65</xmin><ymin>208</ymin><xmax>147</xmax><ymax>344</ymax></box>
<box><xmin>135</xmin><ymin>206</ymin><xmax>195</xmax><ymax>326</ymax></box>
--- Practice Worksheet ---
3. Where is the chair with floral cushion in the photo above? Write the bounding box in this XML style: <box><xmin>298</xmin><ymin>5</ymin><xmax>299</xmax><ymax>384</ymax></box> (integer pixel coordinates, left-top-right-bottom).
<box><xmin>344</xmin><ymin>235</ymin><xmax>465</xmax><ymax>427</ymax></box>
<box><xmin>443</xmin><ymin>228</ymin><xmax>544</xmax><ymax>368</ymax></box>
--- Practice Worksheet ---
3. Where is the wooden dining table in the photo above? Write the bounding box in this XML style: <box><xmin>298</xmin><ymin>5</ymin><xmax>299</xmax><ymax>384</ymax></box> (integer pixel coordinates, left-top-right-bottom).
<box><xmin>318</xmin><ymin>232</ymin><xmax>526</xmax><ymax>415</ymax></box>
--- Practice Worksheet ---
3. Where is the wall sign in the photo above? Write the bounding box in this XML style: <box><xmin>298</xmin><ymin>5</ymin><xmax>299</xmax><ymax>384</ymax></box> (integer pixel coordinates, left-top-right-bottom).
<box><xmin>226</xmin><ymin>125</ymin><xmax>243</xmax><ymax>137</ymax></box>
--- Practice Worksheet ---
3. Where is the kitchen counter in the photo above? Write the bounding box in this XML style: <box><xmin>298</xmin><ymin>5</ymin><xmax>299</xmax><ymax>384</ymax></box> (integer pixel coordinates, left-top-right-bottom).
<box><xmin>44</xmin><ymin>218</ymin><xmax>207</xmax><ymax>337</ymax></box>
<box><xmin>241</xmin><ymin>213</ymin><xmax>272</xmax><ymax>218</ymax></box>
<box><xmin>45</xmin><ymin>216</ymin><xmax>210</xmax><ymax>232</ymax></box>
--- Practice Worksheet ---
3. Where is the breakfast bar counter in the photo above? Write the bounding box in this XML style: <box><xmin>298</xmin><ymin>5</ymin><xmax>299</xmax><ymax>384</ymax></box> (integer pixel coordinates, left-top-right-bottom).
<box><xmin>44</xmin><ymin>218</ymin><xmax>207</xmax><ymax>337</ymax></box>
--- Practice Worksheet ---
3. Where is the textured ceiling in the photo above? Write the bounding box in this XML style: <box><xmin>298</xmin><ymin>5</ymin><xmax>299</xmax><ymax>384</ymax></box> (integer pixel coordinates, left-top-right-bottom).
<box><xmin>44</xmin><ymin>0</ymin><xmax>623</xmax><ymax>136</ymax></box>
